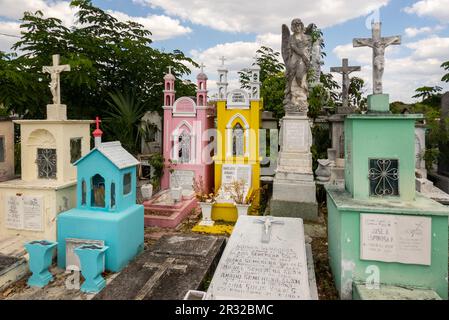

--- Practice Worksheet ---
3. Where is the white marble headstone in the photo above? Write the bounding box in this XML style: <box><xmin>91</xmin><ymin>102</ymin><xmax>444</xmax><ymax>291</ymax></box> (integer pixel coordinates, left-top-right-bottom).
<box><xmin>170</xmin><ymin>170</ymin><xmax>195</xmax><ymax>190</ymax></box>
<box><xmin>205</xmin><ymin>216</ymin><xmax>312</xmax><ymax>300</ymax></box>
<box><xmin>360</xmin><ymin>213</ymin><xmax>431</xmax><ymax>266</ymax></box>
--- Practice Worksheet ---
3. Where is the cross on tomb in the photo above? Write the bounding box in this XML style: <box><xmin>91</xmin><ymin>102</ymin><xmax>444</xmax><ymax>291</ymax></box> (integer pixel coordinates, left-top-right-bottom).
<box><xmin>254</xmin><ymin>217</ymin><xmax>285</xmax><ymax>243</ymax></box>
<box><xmin>353</xmin><ymin>22</ymin><xmax>401</xmax><ymax>95</ymax></box>
<box><xmin>219</xmin><ymin>56</ymin><xmax>226</xmax><ymax>66</ymax></box>
<box><xmin>167</xmin><ymin>65</ymin><xmax>173</xmax><ymax>74</ymax></box>
<box><xmin>135</xmin><ymin>257</ymin><xmax>188</xmax><ymax>300</ymax></box>
<box><xmin>330</xmin><ymin>58</ymin><xmax>361</xmax><ymax>111</ymax></box>
<box><xmin>42</xmin><ymin>54</ymin><xmax>71</xmax><ymax>105</ymax></box>
<box><xmin>199</xmin><ymin>62</ymin><xmax>206</xmax><ymax>73</ymax></box>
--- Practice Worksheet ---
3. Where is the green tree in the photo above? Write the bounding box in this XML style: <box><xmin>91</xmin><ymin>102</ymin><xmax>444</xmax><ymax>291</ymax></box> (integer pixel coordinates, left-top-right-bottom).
<box><xmin>1</xmin><ymin>0</ymin><xmax>197</xmax><ymax>129</ymax></box>
<box><xmin>348</xmin><ymin>77</ymin><xmax>367</xmax><ymax>111</ymax></box>
<box><xmin>442</xmin><ymin>61</ymin><xmax>449</xmax><ymax>83</ymax></box>
<box><xmin>412</xmin><ymin>86</ymin><xmax>443</xmax><ymax>102</ymax></box>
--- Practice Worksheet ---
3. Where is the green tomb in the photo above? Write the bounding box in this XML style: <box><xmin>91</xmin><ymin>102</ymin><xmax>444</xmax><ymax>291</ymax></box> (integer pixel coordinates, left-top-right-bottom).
<box><xmin>326</xmin><ymin>93</ymin><xmax>449</xmax><ymax>300</ymax></box>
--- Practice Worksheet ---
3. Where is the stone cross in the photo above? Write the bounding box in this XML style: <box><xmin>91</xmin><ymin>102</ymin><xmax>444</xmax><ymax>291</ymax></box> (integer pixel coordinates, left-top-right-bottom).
<box><xmin>42</xmin><ymin>54</ymin><xmax>71</xmax><ymax>105</ymax></box>
<box><xmin>254</xmin><ymin>217</ymin><xmax>285</xmax><ymax>243</ymax></box>
<box><xmin>167</xmin><ymin>66</ymin><xmax>173</xmax><ymax>74</ymax></box>
<box><xmin>135</xmin><ymin>257</ymin><xmax>188</xmax><ymax>300</ymax></box>
<box><xmin>330</xmin><ymin>58</ymin><xmax>361</xmax><ymax>112</ymax></box>
<box><xmin>353</xmin><ymin>22</ymin><xmax>401</xmax><ymax>95</ymax></box>
<box><xmin>200</xmin><ymin>63</ymin><xmax>205</xmax><ymax>73</ymax></box>
<box><xmin>220</xmin><ymin>56</ymin><xmax>226</xmax><ymax>66</ymax></box>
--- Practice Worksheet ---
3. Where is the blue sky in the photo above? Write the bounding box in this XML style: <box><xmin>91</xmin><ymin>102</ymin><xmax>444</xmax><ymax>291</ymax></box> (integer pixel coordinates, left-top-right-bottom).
<box><xmin>1</xmin><ymin>0</ymin><xmax>449</xmax><ymax>102</ymax></box>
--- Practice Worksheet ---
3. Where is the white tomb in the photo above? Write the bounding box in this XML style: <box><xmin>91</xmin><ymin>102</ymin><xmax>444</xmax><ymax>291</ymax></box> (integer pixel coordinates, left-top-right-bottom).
<box><xmin>205</xmin><ymin>215</ymin><xmax>315</xmax><ymax>300</ymax></box>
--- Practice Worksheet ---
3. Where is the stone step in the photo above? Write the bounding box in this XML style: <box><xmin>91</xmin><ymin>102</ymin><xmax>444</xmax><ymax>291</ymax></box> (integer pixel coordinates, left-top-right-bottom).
<box><xmin>353</xmin><ymin>283</ymin><xmax>442</xmax><ymax>300</ymax></box>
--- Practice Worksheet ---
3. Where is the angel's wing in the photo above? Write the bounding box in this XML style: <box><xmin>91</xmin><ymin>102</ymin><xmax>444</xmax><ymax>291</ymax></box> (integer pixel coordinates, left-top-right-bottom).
<box><xmin>281</xmin><ymin>24</ymin><xmax>290</xmax><ymax>65</ymax></box>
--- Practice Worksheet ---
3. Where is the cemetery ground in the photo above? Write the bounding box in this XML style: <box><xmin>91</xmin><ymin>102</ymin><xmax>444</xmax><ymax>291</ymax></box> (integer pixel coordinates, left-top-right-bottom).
<box><xmin>0</xmin><ymin>203</ymin><xmax>339</xmax><ymax>300</ymax></box>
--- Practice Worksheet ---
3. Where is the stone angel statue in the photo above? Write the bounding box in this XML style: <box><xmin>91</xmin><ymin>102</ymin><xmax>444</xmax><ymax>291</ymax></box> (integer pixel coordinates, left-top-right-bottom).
<box><xmin>282</xmin><ymin>19</ymin><xmax>321</xmax><ymax>114</ymax></box>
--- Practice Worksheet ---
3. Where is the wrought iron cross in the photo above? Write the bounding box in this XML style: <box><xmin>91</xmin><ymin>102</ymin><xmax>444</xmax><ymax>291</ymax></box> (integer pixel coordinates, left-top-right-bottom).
<box><xmin>42</xmin><ymin>54</ymin><xmax>71</xmax><ymax>105</ymax></box>
<box><xmin>254</xmin><ymin>217</ymin><xmax>285</xmax><ymax>243</ymax></box>
<box><xmin>135</xmin><ymin>258</ymin><xmax>188</xmax><ymax>300</ymax></box>
<box><xmin>353</xmin><ymin>22</ymin><xmax>401</xmax><ymax>95</ymax></box>
<box><xmin>330</xmin><ymin>58</ymin><xmax>361</xmax><ymax>111</ymax></box>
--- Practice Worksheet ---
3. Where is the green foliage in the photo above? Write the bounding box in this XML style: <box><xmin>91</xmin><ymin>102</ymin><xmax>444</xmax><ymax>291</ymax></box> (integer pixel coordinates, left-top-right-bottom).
<box><xmin>348</xmin><ymin>77</ymin><xmax>367</xmax><ymax>111</ymax></box>
<box><xmin>311</xmin><ymin>124</ymin><xmax>331</xmax><ymax>172</ymax></box>
<box><xmin>104</xmin><ymin>90</ymin><xmax>147</xmax><ymax>155</ymax></box>
<box><xmin>442</xmin><ymin>61</ymin><xmax>449</xmax><ymax>83</ymax></box>
<box><xmin>147</xmin><ymin>153</ymin><xmax>165</xmax><ymax>189</ymax></box>
<box><xmin>1</xmin><ymin>0</ymin><xmax>197</xmax><ymax>124</ymax></box>
<box><xmin>412</xmin><ymin>86</ymin><xmax>443</xmax><ymax>102</ymax></box>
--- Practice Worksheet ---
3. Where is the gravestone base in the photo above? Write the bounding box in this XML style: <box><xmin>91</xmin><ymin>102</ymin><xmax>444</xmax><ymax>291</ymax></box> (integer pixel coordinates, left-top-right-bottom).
<box><xmin>46</xmin><ymin>104</ymin><xmax>67</xmax><ymax>121</ymax></box>
<box><xmin>270</xmin><ymin>198</ymin><xmax>318</xmax><ymax>222</ymax></box>
<box><xmin>326</xmin><ymin>186</ymin><xmax>449</xmax><ymax>300</ymax></box>
<box><xmin>271</xmin><ymin>114</ymin><xmax>318</xmax><ymax>221</ymax></box>
<box><xmin>0</xmin><ymin>254</ymin><xmax>28</xmax><ymax>291</ymax></box>
<box><xmin>353</xmin><ymin>283</ymin><xmax>442</xmax><ymax>300</ymax></box>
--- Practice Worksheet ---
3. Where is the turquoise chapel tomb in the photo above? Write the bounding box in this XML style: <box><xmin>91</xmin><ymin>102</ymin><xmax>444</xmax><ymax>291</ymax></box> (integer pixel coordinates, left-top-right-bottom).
<box><xmin>326</xmin><ymin>22</ymin><xmax>449</xmax><ymax>300</ymax></box>
<box><xmin>57</xmin><ymin>118</ymin><xmax>144</xmax><ymax>272</ymax></box>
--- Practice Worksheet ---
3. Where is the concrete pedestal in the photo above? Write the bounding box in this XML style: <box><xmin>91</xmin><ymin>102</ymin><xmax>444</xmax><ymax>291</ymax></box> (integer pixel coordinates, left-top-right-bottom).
<box><xmin>271</xmin><ymin>114</ymin><xmax>318</xmax><ymax>221</ymax></box>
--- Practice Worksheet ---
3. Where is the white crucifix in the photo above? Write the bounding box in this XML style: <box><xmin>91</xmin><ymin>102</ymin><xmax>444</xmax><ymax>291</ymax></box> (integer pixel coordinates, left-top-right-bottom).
<box><xmin>353</xmin><ymin>22</ymin><xmax>401</xmax><ymax>95</ymax></box>
<box><xmin>42</xmin><ymin>54</ymin><xmax>71</xmax><ymax>105</ymax></box>
<box><xmin>167</xmin><ymin>65</ymin><xmax>173</xmax><ymax>74</ymax></box>
<box><xmin>254</xmin><ymin>217</ymin><xmax>285</xmax><ymax>243</ymax></box>
<box><xmin>219</xmin><ymin>56</ymin><xmax>226</xmax><ymax>66</ymax></box>
<box><xmin>330</xmin><ymin>58</ymin><xmax>361</xmax><ymax>110</ymax></box>
<box><xmin>134</xmin><ymin>257</ymin><xmax>188</xmax><ymax>300</ymax></box>
<box><xmin>200</xmin><ymin>63</ymin><xmax>205</xmax><ymax>73</ymax></box>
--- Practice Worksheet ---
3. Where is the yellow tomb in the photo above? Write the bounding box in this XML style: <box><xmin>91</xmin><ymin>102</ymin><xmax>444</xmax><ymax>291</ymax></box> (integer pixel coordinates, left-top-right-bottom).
<box><xmin>212</xmin><ymin>60</ymin><xmax>263</xmax><ymax>222</ymax></box>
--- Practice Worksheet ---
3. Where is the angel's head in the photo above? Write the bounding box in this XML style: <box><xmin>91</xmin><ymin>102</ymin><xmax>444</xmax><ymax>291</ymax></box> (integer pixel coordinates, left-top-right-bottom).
<box><xmin>291</xmin><ymin>19</ymin><xmax>304</xmax><ymax>33</ymax></box>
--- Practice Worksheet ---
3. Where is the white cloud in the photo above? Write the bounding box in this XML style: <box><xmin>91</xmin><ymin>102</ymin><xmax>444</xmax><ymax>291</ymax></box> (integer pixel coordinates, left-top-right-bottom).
<box><xmin>0</xmin><ymin>0</ymin><xmax>76</xmax><ymax>26</ymax></box>
<box><xmin>332</xmin><ymin>36</ymin><xmax>449</xmax><ymax>102</ymax></box>
<box><xmin>404</xmin><ymin>0</ymin><xmax>449</xmax><ymax>21</ymax></box>
<box><xmin>0</xmin><ymin>21</ymin><xmax>21</xmax><ymax>52</ymax></box>
<box><xmin>404</xmin><ymin>25</ymin><xmax>444</xmax><ymax>38</ymax></box>
<box><xmin>108</xmin><ymin>11</ymin><xmax>192</xmax><ymax>41</ymax></box>
<box><xmin>135</xmin><ymin>0</ymin><xmax>389</xmax><ymax>33</ymax></box>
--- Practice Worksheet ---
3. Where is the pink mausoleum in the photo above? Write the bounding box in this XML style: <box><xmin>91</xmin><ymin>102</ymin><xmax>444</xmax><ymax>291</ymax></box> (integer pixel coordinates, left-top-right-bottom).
<box><xmin>160</xmin><ymin>66</ymin><xmax>214</xmax><ymax>194</ymax></box>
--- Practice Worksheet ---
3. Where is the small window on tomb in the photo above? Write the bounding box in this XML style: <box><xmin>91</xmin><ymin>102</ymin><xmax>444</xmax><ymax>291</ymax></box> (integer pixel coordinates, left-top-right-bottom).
<box><xmin>123</xmin><ymin>173</ymin><xmax>132</xmax><ymax>195</ymax></box>
<box><xmin>178</xmin><ymin>132</ymin><xmax>191</xmax><ymax>164</ymax></box>
<box><xmin>37</xmin><ymin>148</ymin><xmax>57</xmax><ymax>179</ymax></box>
<box><xmin>70</xmin><ymin>138</ymin><xmax>82</xmax><ymax>164</ymax></box>
<box><xmin>232</xmin><ymin>123</ymin><xmax>244</xmax><ymax>157</ymax></box>
<box><xmin>231</xmin><ymin>92</ymin><xmax>245</xmax><ymax>104</ymax></box>
<box><xmin>91</xmin><ymin>174</ymin><xmax>105</xmax><ymax>207</ymax></box>
<box><xmin>0</xmin><ymin>136</ymin><xmax>5</xmax><ymax>163</ymax></box>
<box><xmin>81</xmin><ymin>179</ymin><xmax>87</xmax><ymax>205</ymax></box>
<box><xmin>111</xmin><ymin>182</ymin><xmax>116</xmax><ymax>208</ymax></box>
<box><xmin>368</xmin><ymin>159</ymin><xmax>399</xmax><ymax>197</ymax></box>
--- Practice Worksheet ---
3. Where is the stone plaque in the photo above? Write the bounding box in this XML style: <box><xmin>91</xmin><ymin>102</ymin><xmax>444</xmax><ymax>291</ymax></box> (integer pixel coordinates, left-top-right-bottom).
<box><xmin>360</xmin><ymin>214</ymin><xmax>431</xmax><ymax>266</ymax></box>
<box><xmin>5</xmin><ymin>195</ymin><xmax>44</xmax><ymax>231</ymax></box>
<box><xmin>205</xmin><ymin>216</ymin><xmax>312</xmax><ymax>300</ymax></box>
<box><xmin>94</xmin><ymin>235</ymin><xmax>226</xmax><ymax>300</ymax></box>
<box><xmin>170</xmin><ymin>170</ymin><xmax>194</xmax><ymax>190</ymax></box>
<box><xmin>283</xmin><ymin>120</ymin><xmax>307</xmax><ymax>152</ymax></box>
<box><xmin>221</xmin><ymin>164</ymin><xmax>251</xmax><ymax>187</ymax></box>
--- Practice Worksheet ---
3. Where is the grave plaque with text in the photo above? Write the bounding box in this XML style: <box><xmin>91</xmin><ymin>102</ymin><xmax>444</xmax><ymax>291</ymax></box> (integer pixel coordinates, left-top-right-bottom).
<box><xmin>205</xmin><ymin>216</ymin><xmax>312</xmax><ymax>300</ymax></box>
<box><xmin>360</xmin><ymin>213</ymin><xmax>431</xmax><ymax>266</ymax></box>
<box><xmin>5</xmin><ymin>195</ymin><xmax>44</xmax><ymax>231</ymax></box>
<box><xmin>170</xmin><ymin>170</ymin><xmax>195</xmax><ymax>190</ymax></box>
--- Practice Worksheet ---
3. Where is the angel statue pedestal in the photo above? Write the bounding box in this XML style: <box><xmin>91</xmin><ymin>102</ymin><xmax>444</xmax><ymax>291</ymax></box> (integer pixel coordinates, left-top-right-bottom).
<box><xmin>270</xmin><ymin>113</ymin><xmax>318</xmax><ymax>221</ymax></box>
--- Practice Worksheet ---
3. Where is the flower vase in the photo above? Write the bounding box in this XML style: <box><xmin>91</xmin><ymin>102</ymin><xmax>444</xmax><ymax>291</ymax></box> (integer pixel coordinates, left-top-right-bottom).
<box><xmin>75</xmin><ymin>244</ymin><xmax>109</xmax><ymax>294</ymax></box>
<box><xmin>24</xmin><ymin>240</ymin><xmax>58</xmax><ymax>288</ymax></box>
